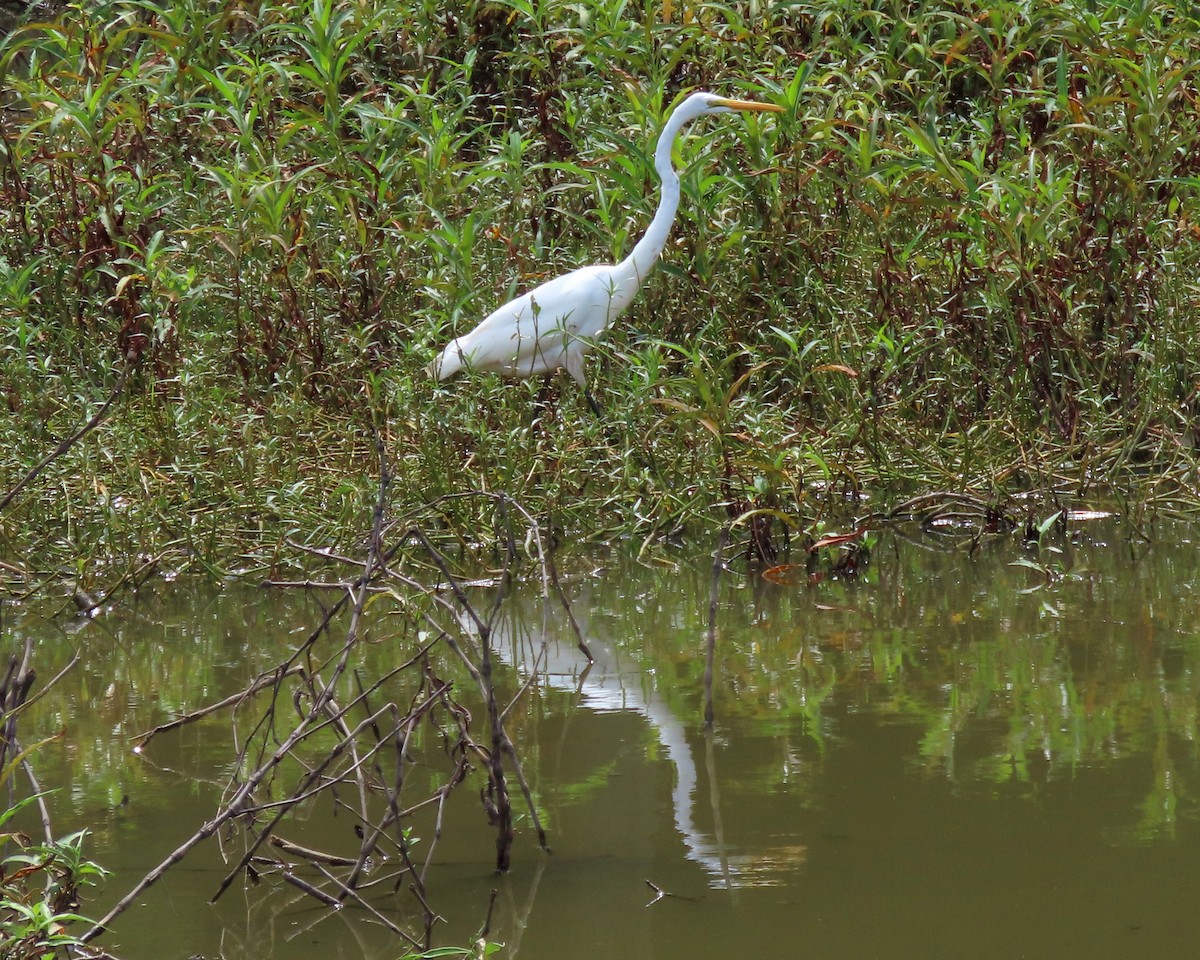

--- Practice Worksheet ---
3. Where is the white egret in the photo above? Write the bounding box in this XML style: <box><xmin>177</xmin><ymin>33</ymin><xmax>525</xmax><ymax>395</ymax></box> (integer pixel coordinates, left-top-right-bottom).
<box><xmin>427</xmin><ymin>91</ymin><xmax>783</xmax><ymax>414</ymax></box>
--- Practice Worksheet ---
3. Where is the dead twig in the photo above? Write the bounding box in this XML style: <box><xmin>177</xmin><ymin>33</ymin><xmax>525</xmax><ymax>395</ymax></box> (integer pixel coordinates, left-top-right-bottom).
<box><xmin>269</xmin><ymin>835</ymin><xmax>357</xmax><ymax>867</ymax></box>
<box><xmin>132</xmin><ymin>666</ymin><xmax>305</xmax><ymax>750</ymax></box>
<box><xmin>644</xmin><ymin>878</ymin><xmax>700</xmax><ymax>905</ymax></box>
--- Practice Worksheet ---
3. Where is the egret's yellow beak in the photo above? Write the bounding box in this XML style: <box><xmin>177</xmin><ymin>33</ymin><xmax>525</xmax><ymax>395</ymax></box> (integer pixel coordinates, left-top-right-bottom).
<box><xmin>716</xmin><ymin>98</ymin><xmax>784</xmax><ymax>113</ymax></box>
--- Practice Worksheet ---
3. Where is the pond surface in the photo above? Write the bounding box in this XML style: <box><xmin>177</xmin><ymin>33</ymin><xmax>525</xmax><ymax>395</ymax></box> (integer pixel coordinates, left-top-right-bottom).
<box><xmin>7</xmin><ymin>519</ymin><xmax>1200</xmax><ymax>959</ymax></box>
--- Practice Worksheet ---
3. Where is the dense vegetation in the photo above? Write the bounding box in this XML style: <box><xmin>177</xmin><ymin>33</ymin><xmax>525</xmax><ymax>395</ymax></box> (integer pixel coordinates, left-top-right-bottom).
<box><xmin>2</xmin><ymin>0</ymin><xmax>1200</xmax><ymax>580</ymax></box>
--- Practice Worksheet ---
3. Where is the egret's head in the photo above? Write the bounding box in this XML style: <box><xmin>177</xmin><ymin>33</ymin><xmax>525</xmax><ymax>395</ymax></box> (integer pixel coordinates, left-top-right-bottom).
<box><xmin>678</xmin><ymin>91</ymin><xmax>784</xmax><ymax>122</ymax></box>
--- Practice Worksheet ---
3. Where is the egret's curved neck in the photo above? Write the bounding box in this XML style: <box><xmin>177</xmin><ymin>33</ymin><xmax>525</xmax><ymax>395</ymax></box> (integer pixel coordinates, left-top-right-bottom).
<box><xmin>618</xmin><ymin>105</ymin><xmax>694</xmax><ymax>283</ymax></box>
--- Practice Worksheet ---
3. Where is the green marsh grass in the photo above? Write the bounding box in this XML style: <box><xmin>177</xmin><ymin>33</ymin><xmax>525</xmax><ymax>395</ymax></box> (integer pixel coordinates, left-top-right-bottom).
<box><xmin>1</xmin><ymin>0</ymin><xmax>1199</xmax><ymax>577</ymax></box>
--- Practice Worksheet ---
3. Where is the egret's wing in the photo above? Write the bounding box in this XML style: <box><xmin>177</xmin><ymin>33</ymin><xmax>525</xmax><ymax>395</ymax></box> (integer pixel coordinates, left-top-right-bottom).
<box><xmin>437</xmin><ymin>263</ymin><xmax>632</xmax><ymax>378</ymax></box>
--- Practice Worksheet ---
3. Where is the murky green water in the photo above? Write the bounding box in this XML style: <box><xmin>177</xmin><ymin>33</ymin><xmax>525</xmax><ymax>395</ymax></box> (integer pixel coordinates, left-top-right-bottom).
<box><xmin>7</xmin><ymin>520</ymin><xmax>1200</xmax><ymax>959</ymax></box>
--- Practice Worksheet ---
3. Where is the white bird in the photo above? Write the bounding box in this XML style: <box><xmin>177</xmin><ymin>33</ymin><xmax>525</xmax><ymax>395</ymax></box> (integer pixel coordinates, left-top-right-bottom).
<box><xmin>427</xmin><ymin>91</ymin><xmax>783</xmax><ymax>414</ymax></box>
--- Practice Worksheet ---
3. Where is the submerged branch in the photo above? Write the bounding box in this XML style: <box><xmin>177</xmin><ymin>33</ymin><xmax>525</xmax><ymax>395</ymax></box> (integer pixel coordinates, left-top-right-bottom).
<box><xmin>81</xmin><ymin>466</ymin><xmax>573</xmax><ymax>945</ymax></box>
<box><xmin>132</xmin><ymin>665</ymin><xmax>305</xmax><ymax>750</ymax></box>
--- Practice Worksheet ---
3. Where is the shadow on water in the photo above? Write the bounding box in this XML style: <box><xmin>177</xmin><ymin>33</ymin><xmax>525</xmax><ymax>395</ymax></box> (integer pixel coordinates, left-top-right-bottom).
<box><xmin>7</xmin><ymin>519</ymin><xmax>1200</xmax><ymax>959</ymax></box>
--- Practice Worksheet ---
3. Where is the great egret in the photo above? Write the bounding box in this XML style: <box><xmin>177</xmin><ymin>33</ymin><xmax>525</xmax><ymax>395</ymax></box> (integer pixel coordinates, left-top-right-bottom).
<box><xmin>428</xmin><ymin>91</ymin><xmax>783</xmax><ymax>413</ymax></box>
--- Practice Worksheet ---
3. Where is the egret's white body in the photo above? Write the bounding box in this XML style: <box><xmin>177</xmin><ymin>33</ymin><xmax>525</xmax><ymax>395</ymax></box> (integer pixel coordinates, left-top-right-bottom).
<box><xmin>428</xmin><ymin>92</ymin><xmax>782</xmax><ymax>402</ymax></box>
<box><xmin>430</xmin><ymin>262</ymin><xmax>641</xmax><ymax>386</ymax></box>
